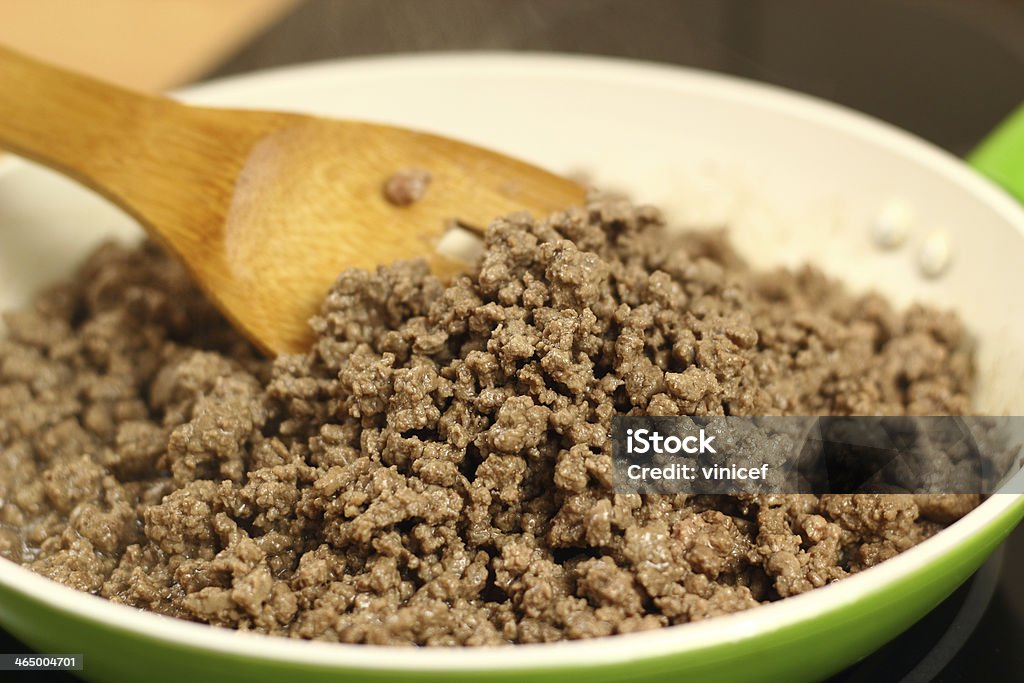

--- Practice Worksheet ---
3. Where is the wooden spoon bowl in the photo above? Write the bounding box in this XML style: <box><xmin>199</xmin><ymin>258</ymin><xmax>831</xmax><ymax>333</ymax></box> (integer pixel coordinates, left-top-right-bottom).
<box><xmin>0</xmin><ymin>46</ymin><xmax>585</xmax><ymax>354</ymax></box>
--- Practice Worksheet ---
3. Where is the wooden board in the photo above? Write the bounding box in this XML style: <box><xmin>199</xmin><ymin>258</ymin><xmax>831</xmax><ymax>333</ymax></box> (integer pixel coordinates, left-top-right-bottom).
<box><xmin>0</xmin><ymin>0</ymin><xmax>299</xmax><ymax>91</ymax></box>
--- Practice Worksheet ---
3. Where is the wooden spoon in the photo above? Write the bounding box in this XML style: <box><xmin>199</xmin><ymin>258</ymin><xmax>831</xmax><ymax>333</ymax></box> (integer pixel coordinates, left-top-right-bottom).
<box><xmin>0</xmin><ymin>46</ymin><xmax>585</xmax><ymax>355</ymax></box>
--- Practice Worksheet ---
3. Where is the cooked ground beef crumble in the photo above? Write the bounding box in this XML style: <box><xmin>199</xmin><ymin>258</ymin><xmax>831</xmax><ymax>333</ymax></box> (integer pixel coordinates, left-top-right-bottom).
<box><xmin>0</xmin><ymin>197</ymin><xmax>978</xmax><ymax>645</ymax></box>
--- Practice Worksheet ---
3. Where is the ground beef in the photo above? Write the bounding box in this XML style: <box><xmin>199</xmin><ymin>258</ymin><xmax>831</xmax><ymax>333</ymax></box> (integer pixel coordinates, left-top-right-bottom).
<box><xmin>383</xmin><ymin>168</ymin><xmax>432</xmax><ymax>206</ymax></box>
<box><xmin>0</xmin><ymin>196</ymin><xmax>979</xmax><ymax>645</ymax></box>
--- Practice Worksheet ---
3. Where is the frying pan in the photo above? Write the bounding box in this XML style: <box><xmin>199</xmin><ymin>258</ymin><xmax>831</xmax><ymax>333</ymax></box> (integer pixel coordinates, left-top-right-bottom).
<box><xmin>0</xmin><ymin>53</ymin><xmax>1022</xmax><ymax>683</ymax></box>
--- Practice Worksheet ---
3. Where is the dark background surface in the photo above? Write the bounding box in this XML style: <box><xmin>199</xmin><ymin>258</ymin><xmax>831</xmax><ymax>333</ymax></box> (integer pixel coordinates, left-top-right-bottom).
<box><xmin>217</xmin><ymin>0</ymin><xmax>1024</xmax><ymax>155</ymax></box>
<box><xmin>4</xmin><ymin>1</ymin><xmax>1024</xmax><ymax>680</ymax></box>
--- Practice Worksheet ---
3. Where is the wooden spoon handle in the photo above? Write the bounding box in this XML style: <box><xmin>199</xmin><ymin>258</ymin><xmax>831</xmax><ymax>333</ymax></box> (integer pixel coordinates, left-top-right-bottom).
<box><xmin>0</xmin><ymin>44</ymin><xmax>175</xmax><ymax>205</ymax></box>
